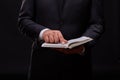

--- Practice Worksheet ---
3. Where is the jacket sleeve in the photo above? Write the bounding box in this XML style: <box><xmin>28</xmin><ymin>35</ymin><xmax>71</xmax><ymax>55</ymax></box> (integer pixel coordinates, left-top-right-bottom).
<box><xmin>82</xmin><ymin>0</ymin><xmax>105</xmax><ymax>47</ymax></box>
<box><xmin>18</xmin><ymin>0</ymin><xmax>46</xmax><ymax>40</ymax></box>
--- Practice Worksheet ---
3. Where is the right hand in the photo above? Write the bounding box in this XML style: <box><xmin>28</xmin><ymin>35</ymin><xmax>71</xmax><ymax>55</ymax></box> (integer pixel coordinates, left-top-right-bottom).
<box><xmin>42</xmin><ymin>30</ymin><xmax>67</xmax><ymax>44</ymax></box>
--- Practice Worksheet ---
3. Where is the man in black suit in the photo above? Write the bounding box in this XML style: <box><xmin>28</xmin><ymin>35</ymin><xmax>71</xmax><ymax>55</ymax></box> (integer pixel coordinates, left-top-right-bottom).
<box><xmin>18</xmin><ymin>0</ymin><xmax>104</xmax><ymax>80</ymax></box>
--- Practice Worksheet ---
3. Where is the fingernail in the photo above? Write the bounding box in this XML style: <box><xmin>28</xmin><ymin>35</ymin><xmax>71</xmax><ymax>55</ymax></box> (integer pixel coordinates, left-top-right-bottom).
<box><xmin>62</xmin><ymin>42</ymin><xmax>65</xmax><ymax>44</ymax></box>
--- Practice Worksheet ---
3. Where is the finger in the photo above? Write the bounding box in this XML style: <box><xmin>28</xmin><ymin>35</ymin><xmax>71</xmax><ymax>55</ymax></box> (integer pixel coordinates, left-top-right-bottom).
<box><xmin>57</xmin><ymin>33</ymin><xmax>67</xmax><ymax>44</ymax></box>
<box><xmin>48</xmin><ymin>34</ymin><xmax>54</xmax><ymax>43</ymax></box>
<box><xmin>53</xmin><ymin>33</ymin><xmax>59</xmax><ymax>43</ymax></box>
<box><xmin>44</xmin><ymin>35</ymin><xmax>49</xmax><ymax>43</ymax></box>
<box><xmin>61</xmin><ymin>39</ymin><xmax>68</xmax><ymax>44</ymax></box>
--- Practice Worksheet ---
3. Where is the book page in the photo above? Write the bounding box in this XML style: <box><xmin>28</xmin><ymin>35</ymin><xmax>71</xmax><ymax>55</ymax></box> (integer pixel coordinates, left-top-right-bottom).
<box><xmin>68</xmin><ymin>36</ymin><xmax>93</xmax><ymax>44</ymax></box>
<box><xmin>41</xmin><ymin>43</ymin><xmax>69</xmax><ymax>48</ymax></box>
<box><xmin>68</xmin><ymin>38</ymin><xmax>93</xmax><ymax>49</ymax></box>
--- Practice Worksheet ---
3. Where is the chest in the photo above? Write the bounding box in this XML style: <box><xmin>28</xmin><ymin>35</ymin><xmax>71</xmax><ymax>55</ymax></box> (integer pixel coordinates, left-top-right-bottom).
<box><xmin>35</xmin><ymin>0</ymin><xmax>91</xmax><ymax>11</ymax></box>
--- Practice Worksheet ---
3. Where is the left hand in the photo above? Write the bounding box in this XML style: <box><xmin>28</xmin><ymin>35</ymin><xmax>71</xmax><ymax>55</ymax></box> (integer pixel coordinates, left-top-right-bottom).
<box><xmin>51</xmin><ymin>45</ymin><xmax>85</xmax><ymax>55</ymax></box>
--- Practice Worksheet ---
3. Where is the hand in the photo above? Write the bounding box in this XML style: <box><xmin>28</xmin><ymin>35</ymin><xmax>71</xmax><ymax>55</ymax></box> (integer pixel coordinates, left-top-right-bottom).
<box><xmin>42</xmin><ymin>30</ymin><xmax>67</xmax><ymax>44</ymax></box>
<box><xmin>52</xmin><ymin>45</ymin><xmax>85</xmax><ymax>55</ymax></box>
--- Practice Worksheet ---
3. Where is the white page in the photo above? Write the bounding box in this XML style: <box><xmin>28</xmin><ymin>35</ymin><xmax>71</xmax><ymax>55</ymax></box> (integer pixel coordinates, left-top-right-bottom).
<box><xmin>68</xmin><ymin>36</ymin><xmax>93</xmax><ymax>44</ymax></box>
<box><xmin>41</xmin><ymin>43</ymin><xmax>68</xmax><ymax>48</ymax></box>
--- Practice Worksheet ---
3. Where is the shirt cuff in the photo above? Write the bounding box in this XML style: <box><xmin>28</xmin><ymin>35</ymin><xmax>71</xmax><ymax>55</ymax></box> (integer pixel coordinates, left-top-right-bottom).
<box><xmin>39</xmin><ymin>28</ymin><xmax>50</xmax><ymax>40</ymax></box>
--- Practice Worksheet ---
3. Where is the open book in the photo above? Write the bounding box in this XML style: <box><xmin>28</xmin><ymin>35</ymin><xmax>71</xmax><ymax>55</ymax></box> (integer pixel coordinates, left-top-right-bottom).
<box><xmin>41</xmin><ymin>36</ymin><xmax>93</xmax><ymax>49</ymax></box>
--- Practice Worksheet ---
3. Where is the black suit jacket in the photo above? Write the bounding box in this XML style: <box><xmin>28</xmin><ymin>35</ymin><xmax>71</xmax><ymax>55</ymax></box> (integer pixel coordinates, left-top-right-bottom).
<box><xmin>18</xmin><ymin>0</ymin><xmax>104</xmax><ymax>48</ymax></box>
<box><xmin>18</xmin><ymin>0</ymin><xmax>104</xmax><ymax>79</ymax></box>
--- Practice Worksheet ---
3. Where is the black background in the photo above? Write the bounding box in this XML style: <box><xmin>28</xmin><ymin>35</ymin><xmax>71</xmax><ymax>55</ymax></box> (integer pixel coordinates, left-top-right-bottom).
<box><xmin>0</xmin><ymin>0</ymin><xmax>120</xmax><ymax>80</ymax></box>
